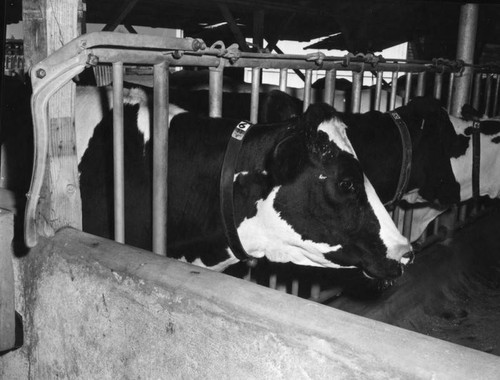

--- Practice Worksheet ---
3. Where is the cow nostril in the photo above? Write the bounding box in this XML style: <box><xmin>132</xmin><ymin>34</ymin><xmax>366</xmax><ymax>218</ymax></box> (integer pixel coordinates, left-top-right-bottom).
<box><xmin>401</xmin><ymin>250</ymin><xmax>415</xmax><ymax>265</ymax></box>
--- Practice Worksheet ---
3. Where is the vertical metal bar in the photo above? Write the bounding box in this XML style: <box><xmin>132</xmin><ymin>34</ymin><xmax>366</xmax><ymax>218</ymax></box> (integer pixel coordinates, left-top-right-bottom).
<box><xmin>404</xmin><ymin>72</ymin><xmax>412</xmax><ymax>105</ymax></box>
<box><xmin>450</xmin><ymin>3</ymin><xmax>479</xmax><ymax>117</ymax></box>
<box><xmin>493</xmin><ymin>74</ymin><xmax>500</xmax><ymax>116</ymax></box>
<box><xmin>279</xmin><ymin>68</ymin><xmax>288</xmax><ymax>92</ymax></box>
<box><xmin>446</xmin><ymin>73</ymin><xmax>455</xmax><ymax>112</ymax></box>
<box><xmin>250</xmin><ymin>67</ymin><xmax>261</xmax><ymax>123</ymax></box>
<box><xmin>351</xmin><ymin>71</ymin><xmax>363</xmax><ymax>113</ymax></box>
<box><xmin>303</xmin><ymin>69</ymin><xmax>313</xmax><ymax>112</ymax></box>
<box><xmin>374</xmin><ymin>71</ymin><xmax>383</xmax><ymax>111</ymax></box>
<box><xmin>324</xmin><ymin>69</ymin><xmax>337</xmax><ymax>106</ymax></box>
<box><xmin>291</xmin><ymin>279</ymin><xmax>299</xmax><ymax>296</ymax></box>
<box><xmin>484</xmin><ymin>74</ymin><xmax>493</xmax><ymax>117</ymax></box>
<box><xmin>389</xmin><ymin>71</ymin><xmax>398</xmax><ymax>110</ymax></box>
<box><xmin>416</xmin><ymin>72</ymin><xmax>426</xmax><ymax>96</ymax></box>
<box><xmin>472</xmin><ymin>72</ymin><xmax>482</xmax><ymax>111</ymax></box>
<box><xmin>434</xmin><ymin>72</ymin><xmax>443</xmax><ymax>100</ymax></box>
<box><xmin>402</xmin><ymin>208</ymin><xmax>413</xmax><ymax>240</ymax></box>
<box><xmin>152</xmin><ymin>61</ymin><xmax>169</xmax><ymax>256</ymax></box>
<box><xmin>209</xmin><ymin>67</ymin><xmax>223</xmax><ymax>118</ymax></box>
<box><xmin>269</xmin><ymin>273</ymin><xmax>277</xmax><ymax>289</ymax></box>
<box><xmin>112</xmin><ymin>62</ymin><xmax>125</xmax><ymax>244</ymax></box>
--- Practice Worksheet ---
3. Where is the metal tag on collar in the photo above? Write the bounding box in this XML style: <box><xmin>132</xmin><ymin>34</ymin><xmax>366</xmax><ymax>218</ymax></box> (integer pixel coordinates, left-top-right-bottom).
<box><xmin>232</xmin><ymin>121</ymin><xmax>252</xmax><ymax>140</ymax></box>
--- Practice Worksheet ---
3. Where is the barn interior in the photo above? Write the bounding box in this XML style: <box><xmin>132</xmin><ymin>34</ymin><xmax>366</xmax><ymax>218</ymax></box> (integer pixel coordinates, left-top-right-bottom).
<box><xmin>2</xmin><ymin>0</ymin><xmax>500</xmax><ymax>378</ymax></box>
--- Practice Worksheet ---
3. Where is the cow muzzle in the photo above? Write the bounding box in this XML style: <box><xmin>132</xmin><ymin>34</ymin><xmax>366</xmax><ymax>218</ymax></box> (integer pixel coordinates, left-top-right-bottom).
<box><xmin>362</xmin><ymin>249</ymin><xmax>414</xmax><ymax>282</ymax></box>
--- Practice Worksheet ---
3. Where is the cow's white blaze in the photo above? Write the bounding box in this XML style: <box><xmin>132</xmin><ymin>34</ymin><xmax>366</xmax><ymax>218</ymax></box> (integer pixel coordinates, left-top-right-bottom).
<box><xmin>75</xmin><ymin>86</ymin><xmax>185</xmax><ymax>163</ymax></box>
<box><xmin>318</xmin><ymin>118</ymin><xmax>412</xmax><ymax>262</ymax></box>
<box><xmin>237</xmin><ymin>186</ymin><xmax>347</xmax><ymax>267</ymax></box>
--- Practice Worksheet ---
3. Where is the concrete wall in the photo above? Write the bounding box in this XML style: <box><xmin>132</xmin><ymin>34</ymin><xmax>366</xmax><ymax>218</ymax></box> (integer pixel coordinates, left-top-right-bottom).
<box><xmin>1</xmin><ymin>228</ymin><xmax>500</xmax><ymax>379</ymax></box>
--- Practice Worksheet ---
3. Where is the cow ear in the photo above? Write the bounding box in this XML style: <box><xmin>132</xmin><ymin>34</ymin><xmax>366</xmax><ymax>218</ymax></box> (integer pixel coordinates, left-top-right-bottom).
<box><xmin>269</xmin><ymin>134</ymin><xmax>306</xmax><ymax>183</ymax></box>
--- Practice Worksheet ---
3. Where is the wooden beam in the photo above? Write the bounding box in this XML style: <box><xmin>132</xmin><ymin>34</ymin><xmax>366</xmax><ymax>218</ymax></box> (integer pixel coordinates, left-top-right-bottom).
<box><xmin>0</xmin><ymin>210</ymin><xmax>15</xmax><ymax>352</ymax></box>
<box><xmin>252</xmin><ymin>9</ymin><xmax>264</xmax><ymax>51</ymax></box>
<box><xmin>215</xmin><ymin>0</ymin><xmax>249</xmax><ymax>51</ymax></box>
<box><xmin>23</xmin><ymin>0</ymin><xmax>82</xmax><ymax>238</ymax></box>
<box><xmin>102</xmin><ymin>0</ymin><xmax>140</xmax><ymax>32</ymax></box>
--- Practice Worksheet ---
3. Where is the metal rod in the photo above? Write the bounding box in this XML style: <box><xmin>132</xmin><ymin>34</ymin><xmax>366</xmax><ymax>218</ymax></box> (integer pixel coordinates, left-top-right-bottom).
<box><xmin>303</xmin><ymin>69</ymin><xmax>313</xmax><ymax>112</ymax></box>
<box><xmin>351</xmin><ymin>71</ymin><xmax>363</xmax><ymax>113</ymax></box>
<box><xmin>324</xmin><ymin>69</ymin><xmax>336</xmax><ymax>106</ymax></box>
<box><xmin>472</xmin><ymin>72</ymin><xmax>482</xmax><ymax>111</ymax></box>
<box><xmin>112</xmin><ymin>61</ymin><xmax>125</xmax><ymax>244</ymax></box>
<box><xmin>450</xmin><ymin>3</ymin><xmax>479</xmax><ymax>117</ymax></box>
<box><xmin>434</xmin><ymin>73</ymin><xmax>443</xmax><ymax>100</ymax></box>
<box><xmin>209</xmin><ymin>67</ymin><xmax>223</xmax><ymax>117</ymax></box>
<box><xmin>404</xmin><ymin>72</ymin><xmax>412</xmax><ymax>105</ymax></box>
<box><xmin>447</xmin><ymin>73</ymin><xmax>455</xmax><ymax>112</ymax></box>
<box><xmin>416</xmin><ymin>72</ymin><xmax>426</xmax><ymax>96</ymax></box>
<box><xmin>485</xmin><ymin>74</ymin><xmax>493</xmax><ymax>117</ymax></box>
<box><xmin>402</xmin><ymin>208</ymin><xmax>413</xmax><ymax>240</ymax></box>
<box><xmin>374</xmin><ymin>71</ymin><xmax>383</xmax><ymax>111</ymax></box>
<box><xmin>279</xmin><ymin>68</ymin><xmax>288</xmax><ymax>91</ymax></box>
<box><xmin>250</xmin><ymin>67</ymin><xmax>261</xmax><ymax>123</ymax></box>
<box><xmin>152</xmin><ymin>61</ymin><xmax>169</xmax><ymax>256</ymax></box>
<box><xmin>389</xmin><ymin>71</ymin><xmax>398</xmax><ymax>110</ymax></box>
<box><xmin>494</xmin><ymin>75</ymin><xmax>500</xmax><ymax>116</ymax></box>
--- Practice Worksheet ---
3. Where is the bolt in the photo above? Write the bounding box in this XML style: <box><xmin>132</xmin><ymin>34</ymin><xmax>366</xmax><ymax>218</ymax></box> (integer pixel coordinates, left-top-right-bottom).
<box><xmin>192</xmin><ymin>39</ymin><xmax>205</xmax><ymax>51</ymax></box>
<box><xmin>66</xmin><ymin>184</ymin><xmax>76</xmax><ymax>195</ymax></box>
<box><xmin>87</xmin><ymin>54</ymin><xmax>99</xmax><ymax>66</ymax></box>
<box><xmin>36</xmin><ymin>68</ymin><xmax>46</xmax><ymax>78</ymax></box>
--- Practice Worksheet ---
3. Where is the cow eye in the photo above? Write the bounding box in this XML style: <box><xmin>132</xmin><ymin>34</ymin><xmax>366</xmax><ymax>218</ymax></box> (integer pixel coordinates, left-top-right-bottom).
<box><xmin>338</xmin><ymin>179</ymin><xmax>356</xmax><ymax>193</ymax></box>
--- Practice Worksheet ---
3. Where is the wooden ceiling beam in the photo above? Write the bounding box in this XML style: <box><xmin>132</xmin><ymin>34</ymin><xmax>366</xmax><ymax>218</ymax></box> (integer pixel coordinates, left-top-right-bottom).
<box><xmin>102</xmin><ymin>0</ymin><xmax>141</xmax><ymax>31</ymax></box>
<box><xmin>214</xmin><ymin>0</ymin><xmax>249</xmax><ymax>51</ymax></box>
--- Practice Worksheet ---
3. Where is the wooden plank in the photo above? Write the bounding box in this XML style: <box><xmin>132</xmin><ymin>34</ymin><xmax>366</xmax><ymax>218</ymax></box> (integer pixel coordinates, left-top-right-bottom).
<box><xmin>0</xmin><ymin>209</ymin><xmax>15</xmax><ymax>352</ymax></box>
<box><xmin>102</xmin><ymin>0</ymin><xmax>140</xmax><ymax>32</ymax></box>
<box><xmin>23</xmin><ymin>0</ymin><xmax>82</xmax><ymax>239</ymax></box>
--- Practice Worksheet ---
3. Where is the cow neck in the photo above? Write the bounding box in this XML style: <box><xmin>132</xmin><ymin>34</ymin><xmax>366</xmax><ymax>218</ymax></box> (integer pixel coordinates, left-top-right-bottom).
<box><xmin>220</xmin><ymin>120</ymin><xmax>259</xmax><ymax>265</ymax></box>
<box><xmin>385</xmin><ymin>111</ymin><xmax>413</xmax><ymax>211</ymax></box>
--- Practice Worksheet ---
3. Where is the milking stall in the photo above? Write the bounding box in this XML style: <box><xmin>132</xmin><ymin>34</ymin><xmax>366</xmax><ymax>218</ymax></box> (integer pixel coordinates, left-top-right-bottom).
<box><xmin>2</xmin><ymin>0</ymin><xmax>500</xmax><ymax>378</ymax></box>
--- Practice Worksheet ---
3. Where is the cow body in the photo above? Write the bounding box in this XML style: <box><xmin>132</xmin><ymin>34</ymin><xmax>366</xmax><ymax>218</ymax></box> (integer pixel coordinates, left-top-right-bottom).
<box><xmin>78</xmin><ymin>85</ymin><xmax>412</xmax><ymax>280</ymax></box>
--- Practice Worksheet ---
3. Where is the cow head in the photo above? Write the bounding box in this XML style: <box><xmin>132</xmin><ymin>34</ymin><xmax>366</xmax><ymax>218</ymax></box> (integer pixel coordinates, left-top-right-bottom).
<box><xmin>237</xmin><ymin>103</ymin><xmax>413</xmax><ymax>280</ymax></box>
<box><xmin>397</xmin><ymin>97</ymin><xmax>468</xmax><ymax>206</ymax></box>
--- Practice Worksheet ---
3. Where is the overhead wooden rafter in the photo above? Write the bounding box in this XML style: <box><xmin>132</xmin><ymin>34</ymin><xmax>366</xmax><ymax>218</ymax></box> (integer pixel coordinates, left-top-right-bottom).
<box><xmin>214</xmin><ymin>0</ymin><xmax>249</xmax><ymax>51</ymax></box>
<box><xmin>102</xmin><ymin>0</ymin><xmax>141</xmax><ymax>31</ymax></box>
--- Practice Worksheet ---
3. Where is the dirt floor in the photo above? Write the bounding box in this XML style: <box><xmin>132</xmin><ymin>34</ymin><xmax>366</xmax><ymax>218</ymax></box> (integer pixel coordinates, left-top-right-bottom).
<box><xmin>327</xmin><ymin>208</ymin><xmax>500</xmax><ymax>356</ymax></box>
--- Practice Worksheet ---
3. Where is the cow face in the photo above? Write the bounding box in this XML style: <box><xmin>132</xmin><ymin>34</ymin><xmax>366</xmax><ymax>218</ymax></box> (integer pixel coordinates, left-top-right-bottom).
<box><xmin>400</xmin><ymin>97</ymin><xmax>468</xmax><ymax>206</ymax></box>
<box><xmin>237</xmin><ymin>103</ymin><xmax>413</xmax><ymax>280</ymax></box>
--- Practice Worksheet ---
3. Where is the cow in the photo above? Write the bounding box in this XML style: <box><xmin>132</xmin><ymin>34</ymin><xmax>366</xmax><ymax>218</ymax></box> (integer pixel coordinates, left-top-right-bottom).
<box><xmin>407</xmin><ymin>113</ymin><xmax>500</xmax><ymax>241</ymax></box>
<box><xmin>76</xmin><ymin>83</ymin><xmax>413</xmax><ymax>281</ymax></box>
<box><xmin>262</xmin><ymin>90</ymin><xmax>467</xmax><ymax>207</ymax></box>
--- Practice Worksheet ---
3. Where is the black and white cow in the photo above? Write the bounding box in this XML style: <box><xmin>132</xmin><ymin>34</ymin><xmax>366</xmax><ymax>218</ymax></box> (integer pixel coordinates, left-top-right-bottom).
<box><xmin>408</xmin><ymin>113</ymin><xmax>500</xmax><ymax>240</ymax></box>
<box><xmin>76</xmin><ymin>84</ymin><xmax>413</xmax><ymax>280</ymax></box>
<box><xmin>263</xmin><ymin>91</ymin><xmax>467</xmax><ymax>206</ymax></box>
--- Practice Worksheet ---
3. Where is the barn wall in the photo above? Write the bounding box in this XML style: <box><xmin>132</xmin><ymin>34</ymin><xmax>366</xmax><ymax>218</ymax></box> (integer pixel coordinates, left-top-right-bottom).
<box><xmin>1</xmin><ymin>228</ymin><xmax>500</xmax><ymax>379</ymax></box>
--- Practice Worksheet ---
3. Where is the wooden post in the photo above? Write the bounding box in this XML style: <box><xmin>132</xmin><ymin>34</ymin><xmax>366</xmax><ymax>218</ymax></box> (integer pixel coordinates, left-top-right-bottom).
<box><xmin>0</xmin><ymin>209</ymin><xmax>15</xmax><ymax>352</ymax></box>
<box><xmin>23</xmin><ymin>0</ymin><xmax>82</xmax><ymax>239</ymax></box>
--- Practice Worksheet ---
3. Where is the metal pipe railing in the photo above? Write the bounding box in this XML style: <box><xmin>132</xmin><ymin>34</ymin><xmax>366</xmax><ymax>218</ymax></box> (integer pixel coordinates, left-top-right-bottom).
<box><xmin>112</xmin><ymin>62</ymin><xmax>125</xmax><ymax>244</ymax></box>
<box><xmin>324</xmin><ymin>69</ymin><xmax>337</xmax><ymax>107</ymax></box>
<box><xmin>374</xmin><ymin>71</ymin><xmax>383</xmax><ymax>111</ymax></box>
<box><xmin>351</xmin><ymin>72</ymin><xmax>363</xmax><ymax>113</ymax></box>
<box><xmin>152</xmin><ymin>62</ymin><xmax>169</xmax><ymax>256</ymax></box>
<box><xmin>303</xmin><ymin>69</ymin><xmax>313</xmax><ymax>112</ymax></box>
